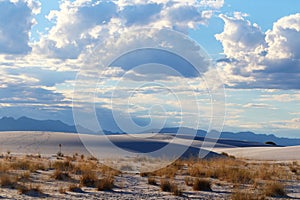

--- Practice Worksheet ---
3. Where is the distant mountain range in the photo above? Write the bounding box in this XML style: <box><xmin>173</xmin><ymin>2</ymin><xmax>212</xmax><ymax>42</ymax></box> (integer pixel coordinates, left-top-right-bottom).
<box><xmin>1</xmin><ymin>117</ymin><xmax>300</xmax><ymax>146</ymax></box>
<box><xmin>0</xmin><ymin>116</ymin><xmax>115</xmax><ymax>135</ymax></box>
<box><xmin>146</xmin><ymin>127</ymin><xmax>300</xmax><ymax>146</ymax></box>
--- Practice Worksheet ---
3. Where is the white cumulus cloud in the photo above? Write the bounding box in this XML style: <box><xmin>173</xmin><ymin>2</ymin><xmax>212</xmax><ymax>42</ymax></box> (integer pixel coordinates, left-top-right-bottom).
<box><xmin>216</xmin><ymin>13</ymin><xmax>300</xmax><ymax>89</ymax></box>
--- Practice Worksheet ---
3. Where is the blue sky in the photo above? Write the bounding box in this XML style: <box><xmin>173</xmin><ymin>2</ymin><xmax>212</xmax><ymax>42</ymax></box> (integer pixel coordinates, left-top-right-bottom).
<box><xmin>0</xmin><ymin>0</ymin><xmax>300</xmax><ymax>138</ymax></box>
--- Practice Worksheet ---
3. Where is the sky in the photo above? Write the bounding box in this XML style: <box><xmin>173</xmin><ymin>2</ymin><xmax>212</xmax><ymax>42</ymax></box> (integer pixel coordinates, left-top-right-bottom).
<box><xmin>0</xmin><ymin>0</ymin><xmax>300</xmax><ymax>138</ymax></box>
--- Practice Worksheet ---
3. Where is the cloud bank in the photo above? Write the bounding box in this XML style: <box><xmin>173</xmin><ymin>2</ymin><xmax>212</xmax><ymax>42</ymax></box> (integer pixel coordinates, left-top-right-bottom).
<box><xmin>216</xmin><ymin>13</ymin><xmax>300</xmax><ymax>89</ymax></box>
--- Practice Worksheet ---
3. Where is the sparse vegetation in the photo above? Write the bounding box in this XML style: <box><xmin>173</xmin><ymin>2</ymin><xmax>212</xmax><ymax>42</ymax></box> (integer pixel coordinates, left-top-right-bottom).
<box><xmin>96</xmin><ymin>176</ymin><xmax>114</xmax><ymax>191</ymax></box>
<box><xmin>17</xmin><ymin>184</ymin><xmax>44</xmax><ymax>196</ymax></box>
<box><xmin>68</xmin><ymin>184</ymin><xmax>83</xmax><ymax>193</ymax></box>
<box><xmin>0</xmin><ymin>174</ymin><xmax>18</xmax><ymax>188</ymax></box>
<box><xmin>159</xmin><ymin>179</ymin><xmax>182</xmax><ymax>196</ymax></box>
<box><xmin>59</xmin><ymin>186</ymin><xmax>66</xmax><ymax>194</ymax></box>
<box><xmin>52</xmin><ymin>169</ymin><xmax>71</xmax><ymax>181</ymax></box>
<box><xmin>184</xmin><ymin>176</ymin><xmax>193</xmax><ymax>186</ymax></box>
<box><xmin>80</xmin><ymin>170</ymin><xmax>98</xmax><ymax>187</ymax></box>
<box><xmin>264</xmin><ymin>181</ymin><xmax>286</xmax><ymax>197</ymax></box>
<box><xmin>148</xmin><ymin>177</ymin><xmax>157</xmax><ymax>185</ymax></box>
<box><xmin>53</xmin><ymin>160</ymin><xmax>74</xmax><ymax>172</ymax></box>
<box><xmin>192</xmin><ymin>178</ymin><xmax>212</xmax><ymax>191</ymax></box>
<box><xmin>160</xmin><ymin>179</ymin><xmax>172</xmax><ymax>192</ymax></box>
<box><xmin>0</xmin><ymin>152</ymin><xmax>297</xmax><ymax>199</ymax></box>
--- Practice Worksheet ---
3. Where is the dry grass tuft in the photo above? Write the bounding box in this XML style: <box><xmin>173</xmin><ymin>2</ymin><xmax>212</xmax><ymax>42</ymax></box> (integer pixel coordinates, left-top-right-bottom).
<box><xmin>153</xmin><ymin>165</ymin><xmax>178</xmax><ymax>178</ymax></box>
<box><xmin>68</xmin><ymin>184</ymin><xmax>83</xmax><ymax>193</ymax></box>
<box><xmin>192</xmin><ymin>178</ymin><xmax>212</xmax><ymax>191</ymax></box>
<box><xmin>184</xmin><ymin>177</ymin><xmax>193</xmax><ymax>186</ymax></box>
<box><xmin>171</xmin><ymin>184</ymin><xmax>183</xmax><ymax>196</ymax></box>
<box><xmin>160</xmin><ymin>179</ymin><xmax>172</xmax><ymax>192</ymax></box>
<box><xmin>160</xmin><ymin>179</ymin><xmax>182</xmax><ymax>196</ymax></box>
<box><xmin>96</xmin><ymin>176</ymin><xmax>114</xmax><ymax>191</ymax></box>
<box><xmin>147</xmin><ymin>177</ymin><xmax>157</xmax><ymax>185</ymax></box>
<box><xmin>264</xmin><ymin>181</ymin><xmax>286</xmax><ymax>197</ymax></box>
<box><xmin>53</xmin><ymin>160</ymin><xmax>74</xmax><ymax>172</ymax></box>
<box><xmin>10</xmin><ymin>159</ymin><xmax>45</xmax><ymax>172</ymax></box>
<box><xmin>58</xmin><ymin>186</ymin><xmax>66</xmax><ymax>194</ymax></box>
<box><xmin>80</xmin><ymin>170</ymin><xmax>98</xmax><ymax>187</ymax></box>
<box><xmin>18</xmin><ymin>171</ymin><xmax>31</xmax><ymax>181</ymax></box>
<box><xmin>52</xmin><ymin>169</ymin><xmax>71</xmax><ymax>181</ymax></box>
<box><xmin>17</xmin><ymin>184</ymin><xmax>44</xmax><ymax>197</ymax></box>
<box><xmin>0</xmin><ymin>174</ymin><xmax>18</xmax><ymax>188</ymax></box>
<box><xmin>99</xmin><ymin>164</ymin><xmax>121</xmax><ymax>176</ymax></box>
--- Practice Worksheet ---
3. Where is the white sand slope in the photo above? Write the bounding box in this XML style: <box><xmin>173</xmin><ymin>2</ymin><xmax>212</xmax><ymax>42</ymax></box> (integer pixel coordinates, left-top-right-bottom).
<box><xmin>0</xmin><ymin>131</ymin><xmax>299</xmax><ymax>162</ymax></box>
<box><xmin>213</xmin><ymin>146</ymin><xmax>300</xmax><ymax>161</ymax></box>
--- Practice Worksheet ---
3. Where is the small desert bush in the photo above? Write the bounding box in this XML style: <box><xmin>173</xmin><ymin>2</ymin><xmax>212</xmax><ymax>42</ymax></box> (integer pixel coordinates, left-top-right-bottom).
<box><xmin>148</xmin><ymin>177</ymin><xmax>157</xmax><ymax>185</ymax></box>
<box><xmin>0</xmin><ymin>162</ymin><xmax>8</xmax><ymax>172</ymax></box>
<box><xmin>171</xmin><ymin>184</ymin><xmax>183</xmax><ymax>196</ymax></box>
<box><xmin>140</xmin><ymin>172</ymin><xmax>150</xmax><ymax>177</ymax></box>
<box><xmin>188</xmin><ymin>158</ymin><xmax>254</xmax><ymax>184</ymax></box>
<box><xmin>52</xmin><ymin>169</ymin><xmax>71</xmax><ymax>181</ymax></box>
<box><xmin>73</xmin><ymin>162</ymin><xmax>98</xmax><ymax>175</ymax></box>
<box><xmin>59</xmin><ymin>186</ymin><xmax>66</xmax><ymax>194</ymax></box>
<box><xmin>0</xmin><ymin>174</ymin><xmax>18</xmax><ymax>188</ymax></box>
<box><xmin>10</xmin><ymin>159</ymin><xmax>31</xmax><ymax>170</ymax></box>
<box><xmin>264</xmin><ymin>181</ymin><xmax>286</xmax><ymax>197</ymax></box>
<box><xmin>184</xmin><ymin>177</ymin><xmax>193</xmax><ymax>186</ymax></box>
<box><xmin>68</xmin><ymin>184</ymin><xmax>83</xmax><ymax>193</ymax></box>
<box><xmin>99</xmin><ymin>164</ymin><xmax>120</xmax><ymax>176</ymax></box>
<box><xmin>80</xmin><ymin>170</ymin><xmax>98</xmax><ymax>187</ymax></box>
<box><xmin>53</xmin><ymin>160</ymin><xmax>74</xmax><ymax>172</ymax></box>
<box><xmin>154</xmin><ymin>165</ymin><xmax>178</xmax><ymax>178</ymax></box>
<box><xmin>192</xmin><ymin>178</ymin><xmax>212</xmax><ymax>191</ymax></box>
<box><xmin>18</xmin><ymin>171</ymin><xmax>31</xmax><ymax>181</ymax></box>
<box><xmin>96</xmin><ymin>176</ymin><xmax>114</xmax><ymax>191</ymax></box>
<box><xmin>18</xmin><ymin>184</ymin><xmax>43</xmax><ymax>196</ymax></box>
<box><xmin>160</xmin><ymin>179</ymin><xmax>182</xmax><ymax>196</ymax></box>
<box><xmin>160</xmin><ymin>179</ymin><xmax>172</xmax><ymax>192</ymax></box>
<box><xmin>18</xmin><ymin>160</ymin><xmax>45</xmax><ymax>172</ymax></box>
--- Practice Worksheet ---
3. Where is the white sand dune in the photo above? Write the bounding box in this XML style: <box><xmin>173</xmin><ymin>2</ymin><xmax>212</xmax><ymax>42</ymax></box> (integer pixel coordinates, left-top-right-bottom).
<box><xmin>0</xmin><ymin>131</ymin><xmax>299</xmax><ymax>162</ymax></box>
<box><xmin>213</xmin><ymin>146</ymin><xmax>300</xmax><ymax>161</ymax></box>
<box><xmin>0</xmin><ymin>132</ymin><xmax>218</xmax><ymax>160</ymax></box>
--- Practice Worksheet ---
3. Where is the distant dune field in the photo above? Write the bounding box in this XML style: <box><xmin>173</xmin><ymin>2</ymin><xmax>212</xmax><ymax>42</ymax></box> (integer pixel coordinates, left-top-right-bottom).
<box><xmin>0</xmin><ymin>131</ymin><xmax>299</xmax><ymax>161</ymax></box>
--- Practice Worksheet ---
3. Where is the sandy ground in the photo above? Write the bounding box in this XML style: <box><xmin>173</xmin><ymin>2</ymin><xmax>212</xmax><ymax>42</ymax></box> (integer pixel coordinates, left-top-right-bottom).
<box><xmin>213</xmin><ymin>146</ymin><xmax>300</xmax><ymax>161</ymax></box>
<box><xmin>0</xmin><ymin>131</ymin><xmax>300</xmax><ymax>199</ymax></box>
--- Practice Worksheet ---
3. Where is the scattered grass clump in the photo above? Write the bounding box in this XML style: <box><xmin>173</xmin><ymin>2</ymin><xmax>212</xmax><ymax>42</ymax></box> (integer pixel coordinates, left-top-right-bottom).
<box><xmin>147</xmin><ymin>177</ymin><xmax>157</xmax><ymax>185</ymax></box>
<box><xmin>99</xmin><ymin>164</ymin><xmax>121</xmax><ymax>176</ymax></box>
<box><xmin>184</xmin><ymin>177</ymin><xmax>193</xmax><ymax>186</ymax></box>
<box><xmin>96</xmin><ymin>176</ymin><xmax>114</xmax><ymax>191</ymax></box>
<box><xmin>171</xmin><ymin>184</ymin><xmax>183</xmax><ymax>196</ymax></box>
<box><xmin>18</xmin><ymin>171</ymin><xmax>31</xmax><ymax>181</ymax></box>
<box><xmin>80</xmin><ymin>170</ymin><xmax>98</xmax><ymax>187</ymax></box>
<box><xmin>53</xmin><ymin>160</ymin><xmax>74</xmax><ymax>172</ymax></box>
<box><xmin>0</xmin><ymin>174</ymin><xmax>18</xmax><ymax>188</ymax></box>
<box><xmin>52</xmin><ymin>169</ymin><xmax>71</xmax><ymax>181</ymax></box>
<box><xmin>160</xmin><ymin>179</ymin><xmax>172</xmax><ymax>192</ymax></box>
<box><xmin>154</xmin><ymin>165</ymin><xmax>178</xmax><ymax>178</ymax></box>
<box><xmin>264</xmin><ymin>181</ymin><xmax>286</xmax><ymax>197</ymax></box>
<box><xmin>160</xmin><ymin>179</ymin><xmax>182</xmax><ymax>196</ymax></box>
<box><xmin>68</xmin><ymin>184</ymin><xmax>83</xmax><ymax>193</ymax></box>
<box><xmin>192</xmin><ymin>178</ymin><xmax>212</xmax><ymax>191</ymax></box>
<box><xmin>17</xmin><ymin>184</ymin><xmax>44</xmax><ymax>197</ymax></box>
<box><xmin>59</xmin><ymin>186</ymin><xmax>66</xmax><ymax>194</ymax></box>
<box><xmin>9</xmin><ymin>159</ymin><xmax>45</xmax><ymax>172</ymax></box>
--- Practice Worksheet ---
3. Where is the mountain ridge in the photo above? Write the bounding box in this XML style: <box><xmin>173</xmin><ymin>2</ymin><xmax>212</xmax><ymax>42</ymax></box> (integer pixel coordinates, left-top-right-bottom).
<box><xmin>0</xmin><ymin>116</ymin><xmax>299</xmax><ymax>146</ymax></box>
